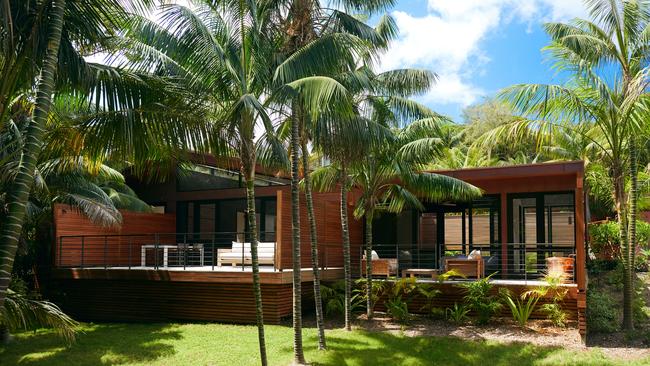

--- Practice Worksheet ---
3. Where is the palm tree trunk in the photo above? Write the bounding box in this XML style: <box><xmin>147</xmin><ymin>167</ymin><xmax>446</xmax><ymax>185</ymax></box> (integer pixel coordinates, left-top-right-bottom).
<box><xmin>340</xmin><ymin>168</ymin><xmax>352</xmax><ymax>331</ymax></box>
<box><xmin>625</xmin><ymin>139</ymin><xmax>638</xmax><ymax>330</ymax></box>
<box><xmin>365</xmin><ymin>213</ymin><xmax>374</xmax><ymax>319</ymax></box>
<box><xmin>244</xmin><ymin>176</ymin><xmax>268</xmax><ymax>366</ymax></box>
<box><xmin>301</xmin><ymin>139</ymin><xmax>326</xmax><ymax>350</ymax></box>
<box><xmin>290</xmin><ymin>104</ymin><xmax>305</xmax><ymax>364</ymax></box>
<box><xmin>0</xmin><ymin>0</ymin><xmax>65</xmax><ymax>309</ymax></box>
<box><xmin>613</xmin><ymin>163</ymin><xmax>633</xmax><ymax>330</ymax></box>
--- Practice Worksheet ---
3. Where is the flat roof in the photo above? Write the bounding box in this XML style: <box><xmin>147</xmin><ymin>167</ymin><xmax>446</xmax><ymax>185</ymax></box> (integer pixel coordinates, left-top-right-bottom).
<box><xmin>429</xmin><ymin>161</ymin><xmax>584</xmax><ymax>181</ymax></box>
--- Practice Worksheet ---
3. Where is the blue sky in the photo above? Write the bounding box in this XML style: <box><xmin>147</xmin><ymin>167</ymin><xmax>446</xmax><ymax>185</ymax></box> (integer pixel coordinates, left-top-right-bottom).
<box><xmin>375</xmin><ymin>0</ymin><xmax>588</xmax><ymax>122</ymax></box>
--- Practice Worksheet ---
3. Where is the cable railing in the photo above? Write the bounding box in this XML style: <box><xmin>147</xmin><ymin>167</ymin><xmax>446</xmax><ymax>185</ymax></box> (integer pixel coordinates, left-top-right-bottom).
<box><xmin>358</xmin><ymin>242</ymin><xmax>576</xmax><ymax>283</ymax></box>
<box><xmin>56</xmin><ymin>232</ymin><xmax>341</xmax><ymax>272</ymax></box>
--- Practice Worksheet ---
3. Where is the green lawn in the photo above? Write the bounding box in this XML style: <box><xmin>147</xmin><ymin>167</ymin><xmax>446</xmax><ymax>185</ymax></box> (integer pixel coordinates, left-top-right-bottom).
<box><xmin>0</xmin><ymin>323</ymin><xmax>647</xmax><ymax>366</ymax></box>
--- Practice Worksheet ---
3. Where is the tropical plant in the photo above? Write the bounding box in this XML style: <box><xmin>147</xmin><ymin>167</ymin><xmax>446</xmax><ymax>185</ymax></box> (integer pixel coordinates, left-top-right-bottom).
<box><xmin>354</xmin><ymin>277</ymin><xmax>386</xmax><ymax>315</ymax></box>
<box><xmin>533</xmin><ymin>272</ymin><xmax>570</xmax><ymax>327</ymax></box>
<box><xmin>446</xmin><ymin>303</ymin><xmax>470</xmax><ymax>323</ymax></box>
<box><xmin>0</xmin><ymin>0</ymin><xmax>199</xmax><ymax>315</ymax></box>
<box><xmin>382</xmin><ymin>277</ymin><xmax>417</xmax><ymax>324</ymax></box>
<box><xmin>320</xmin><ymin>280</ymin><xmax>364</xmax><ymax>316</ymax></box>
<box><xmin>274</xmin><ymin>0</ymin><xmax>398</xmax><ymax>356</ymax></box>
<box><xmin>416</xmin><ymin>283</ymin><xmax>441</xmax><ymax>317</ymax></box>
<box><xmin>352</xmin><ymin>116</ymin><xmax>482</xmax><ymax>319</ymax></box>
<box><xmin>459</xmin><ymin>273</ymin><xmax>502</xmax><ymax>325</ymax></box>
<box><xmin>385</xmin><ymin>296</ymin><xmax>411</xmax><ymax>324</ymax></box>
<box><xmin>503</xmin><ymin>289</ymin><xmax>540</xmax><ymax>327</ymax></box>
<box><xmin>0</xmin><ymin>0</ymin><xmax>68</xmax><ymax>312</ymax></box>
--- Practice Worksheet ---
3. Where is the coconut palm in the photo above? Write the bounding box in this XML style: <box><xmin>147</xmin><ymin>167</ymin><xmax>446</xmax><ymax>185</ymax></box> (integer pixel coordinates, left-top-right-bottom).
<box><xmin>0</xmin><ymin>0</ymin><xmax>67</xmax><ymax>314</ymax></box>
<box><xmin>0</xmin><ymin>0</ymin><xmax>171</xmax><ymax>315</ymax></box>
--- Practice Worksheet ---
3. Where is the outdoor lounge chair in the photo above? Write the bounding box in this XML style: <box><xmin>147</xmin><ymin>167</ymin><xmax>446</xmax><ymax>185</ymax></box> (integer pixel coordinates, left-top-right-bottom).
<box><xmin>217</xmin><ymin>241</ymin><xmax>275</xmax><ymax>266</ymax></box>
<box><xmin>360</xmin><ymin>250</ymin><xmax>398</xmax><ymax>277</ymax></box>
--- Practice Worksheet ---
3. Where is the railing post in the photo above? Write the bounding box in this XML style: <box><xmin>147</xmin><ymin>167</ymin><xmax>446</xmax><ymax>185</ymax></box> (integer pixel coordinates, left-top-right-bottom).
<box><xmin>241</xmin><ymin>233</ymin><xmax>245</xmax><ymax>272</ymax></box>
<box><xmin>129</xmin><ymin>238</ymin><xmax>132</xmax><ymax>270</ymax></box>
<box><xmin>212</xmin><ymin>234</ymin><xmax>215</xmax><ymax>271</ymax></box>
<box><xmin>104</xmin><ymin>236</ymin><xmax>108</xmax><ymax>269</ymax></box>
<box><xmin>155</xmin><ymin>233</ymin><xmax>159</xmax><ymax>270</ymax></box>
<box><xmin>81</xmin><ymin>236</ymin><xmax>85</xmax><ymax>268</ymax></box>
<box><xmin>183</xmin><ymin>233</ymin><xmax>187</xmax><ymax>270</ymax></box>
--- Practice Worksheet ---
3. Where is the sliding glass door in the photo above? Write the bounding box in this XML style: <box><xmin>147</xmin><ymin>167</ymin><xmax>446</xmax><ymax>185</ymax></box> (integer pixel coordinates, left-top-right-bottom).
<box><xmin>508</xmin><ymin>192</ymin><xmax>575</xmax><ymax>278</ymax></box>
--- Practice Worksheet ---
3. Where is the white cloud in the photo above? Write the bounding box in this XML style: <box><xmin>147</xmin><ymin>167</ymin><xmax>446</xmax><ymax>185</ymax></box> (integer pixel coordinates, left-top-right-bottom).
<box><xmin>380</xmin><ymin>0</ymin><xmax>586</xmax><ymax>109</ymax></box>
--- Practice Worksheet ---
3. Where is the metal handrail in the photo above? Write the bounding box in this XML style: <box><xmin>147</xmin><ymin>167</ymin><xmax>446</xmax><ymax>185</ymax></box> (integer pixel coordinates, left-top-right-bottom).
<box><xmin>56</xmin><ymin>232</ymin><xmax>343</xmax><ymax>272</ymax></box>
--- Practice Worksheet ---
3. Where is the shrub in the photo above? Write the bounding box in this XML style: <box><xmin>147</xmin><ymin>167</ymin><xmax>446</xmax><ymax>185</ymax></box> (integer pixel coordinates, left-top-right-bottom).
<box><xmin>459</xmin><ymin>273</ymin><xmax>502</xmax><ymax>325</ymax></box>
<box><xmin>320</xmin><ymin>280</ymin><xmax>364</xmax><ymax>316</ymax></box>
<box><xmin>589</xmin><ymin>221</ymin><xmax>650</xmax><ymax>259</ymax></box>
<box><xmin>587</xmin><ymin>288</ymin><xmax>618</xmax><ymax>333</ymax></box>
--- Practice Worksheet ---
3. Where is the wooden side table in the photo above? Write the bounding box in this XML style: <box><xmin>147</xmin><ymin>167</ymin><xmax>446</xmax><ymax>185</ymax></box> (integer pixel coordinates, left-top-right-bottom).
<box><xmin>402</xmin><ymin>268</ymin><xmax>439</xmax><ymax>280</ymax></box>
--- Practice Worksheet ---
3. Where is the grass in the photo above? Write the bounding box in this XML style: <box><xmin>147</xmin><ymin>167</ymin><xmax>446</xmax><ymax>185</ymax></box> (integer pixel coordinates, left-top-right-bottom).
<box><xmin>1</xmin><ymin>322</ymin><xmax>648</xmax><ymax>366</ymax></box>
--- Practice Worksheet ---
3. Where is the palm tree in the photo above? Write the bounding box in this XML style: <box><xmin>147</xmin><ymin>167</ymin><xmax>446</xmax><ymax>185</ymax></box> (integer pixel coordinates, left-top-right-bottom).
<box><xmin>274</xmin><ymin>0</ymin><xmax>398</xmax><ymax>353</ymax></box>
<box><xmin>0</xmin><ymin>0</ymin><xmax>66</xmax><ymax>313</ymax></box>
<box><xmin>311</xmin><ymin>115</ymin><xmax>376</xmax><ymax>331</ymax></box>
<box><xmin>351</xmin><ymin>117</ymin><xmax>482</xmax><ymax>318</ymax></box>
<box><xmin>116</xmin><ymin>1</ymin><xmax>356</xmax><ymax>363</ymax></box>
<box><xmin>0</xmin><ymin>0</ymin><xmax>169</xmax><ymax>314</ymax></box>
<box><xmin>491</xmin><ymin>0</ymin><xmax>650</xmax><ymax>329</ymax></box>
<box><xmin>479</xmin><ymin>71</ymin><xmax>649</xmax><ymax>330</ymax></box>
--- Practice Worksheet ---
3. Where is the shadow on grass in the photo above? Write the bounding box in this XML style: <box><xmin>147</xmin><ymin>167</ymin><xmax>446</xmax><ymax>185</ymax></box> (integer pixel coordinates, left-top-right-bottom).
<box><xmin>0</xmin><ymin>323</ymin><xmax>181</xmax><ymax>365</ymax></box>
<box><xmin>298</xmin><ymin>331</ymin><xmax>596</xmax><ymax>366</ymax></box>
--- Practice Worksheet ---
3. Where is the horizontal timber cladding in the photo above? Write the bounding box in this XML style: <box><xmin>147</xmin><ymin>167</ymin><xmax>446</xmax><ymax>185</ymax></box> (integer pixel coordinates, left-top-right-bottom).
<box><xmin>52</xmin><ymin>279</ymin><xmax>314</xmax><ymax>325</ymax></box>
<box><xmin>277</xmin><ymin>187</ymin><xmax>363</xmax><ymax>270</ymax></box>
<box><xmin>369</xmin><ymin>281</ymin><xmax>580</xmax><ymax>321</ymax></box>
<box><xmin>53</xmin><ymin>204</ymin><xmax>177</xmax><ymax>267</ymax></box>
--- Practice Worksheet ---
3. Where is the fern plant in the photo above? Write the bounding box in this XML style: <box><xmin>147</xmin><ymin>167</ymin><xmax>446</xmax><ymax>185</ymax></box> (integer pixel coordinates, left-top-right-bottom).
<box><xmin>321</xmin><ymin>280</ymin><xmax>364</xmax><ymax>316</ymax></box>
<box><xmin>459</xmin><ymin>273</ymin><xmax>502</xmax><ymax>325</ymax></box>
<box><xmin>532</xmin><ymin>272</ymin><xmax>569</xmax><ymax>327</ymax></box>
<box><xmin>416</xmin><ymin>283</ymin><xmax>441</xmax><ymax>317</ymax></box>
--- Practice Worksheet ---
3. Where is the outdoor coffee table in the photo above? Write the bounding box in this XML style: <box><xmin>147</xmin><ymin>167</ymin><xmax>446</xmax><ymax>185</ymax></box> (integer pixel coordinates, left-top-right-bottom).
<box><xmin>402</xmin><ymin>268</ymin><xmax>439</xmax><ymax>279</ymax></box>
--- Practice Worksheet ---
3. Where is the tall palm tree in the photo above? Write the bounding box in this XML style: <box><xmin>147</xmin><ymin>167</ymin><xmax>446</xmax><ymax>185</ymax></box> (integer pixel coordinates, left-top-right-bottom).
<box><xmin>0</xmin><ymin>0</ymin><xmax>166</xmax><ymax>314</ymax></box>
<box><xmin>274</xmin><ymin>0</ymin><xmax>398</xmax><ymax>354</ymax></box>
<box><xmin>117</xmin><ymin>1</ymin><xmax>355</xmax><ymax>363</ymax></box>
<box><xmin>480</xmin><ymin>71</ymin><xmax>649</xmax><ymax>330</ymax></box>
<box><xmin>491</xmin><ymin>0</ymin><xmax>650</xmax><ymax>329</ymax></box>
<box><xmin>0</xmin><ymin>0</ymin><xmax>66</xmax><ymax>313</ymax></box>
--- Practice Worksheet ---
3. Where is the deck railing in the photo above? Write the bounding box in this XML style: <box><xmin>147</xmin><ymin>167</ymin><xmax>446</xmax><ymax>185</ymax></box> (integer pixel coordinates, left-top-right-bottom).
<box><xmin>360</xmin><ymin>242</ymin><xmax>576</xmax><ymax>283</ymax></box>
<box><xmin>56</xmin><ymin>232</ymin><xmax>339</xmax><ymax>272</ymax></box>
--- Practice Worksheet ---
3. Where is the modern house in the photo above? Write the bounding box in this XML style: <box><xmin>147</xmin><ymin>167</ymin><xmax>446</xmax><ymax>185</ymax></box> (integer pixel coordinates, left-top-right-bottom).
<box><xmin>50</xmin><ymin>159</ymin><xmax>587</xmax><ymax>334</ymax></box>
